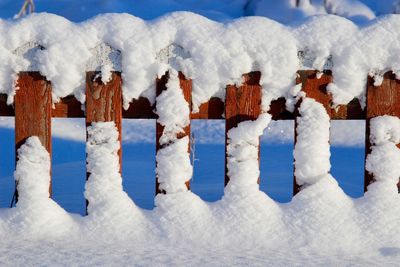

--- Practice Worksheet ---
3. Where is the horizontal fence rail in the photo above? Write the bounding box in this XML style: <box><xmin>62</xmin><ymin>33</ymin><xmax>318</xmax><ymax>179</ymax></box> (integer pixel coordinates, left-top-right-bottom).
<box><xmin>1</xmin><ymin>69</ymin><xmax>399</xmax><ymax>204</ymax></box>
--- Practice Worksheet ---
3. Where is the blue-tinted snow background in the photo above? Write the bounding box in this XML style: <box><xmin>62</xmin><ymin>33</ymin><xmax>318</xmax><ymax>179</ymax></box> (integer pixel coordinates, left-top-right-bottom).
<box><xmin>0</xmin><ymin>0</ymin><xmax>383</xmax><ymax>214</ymax></box>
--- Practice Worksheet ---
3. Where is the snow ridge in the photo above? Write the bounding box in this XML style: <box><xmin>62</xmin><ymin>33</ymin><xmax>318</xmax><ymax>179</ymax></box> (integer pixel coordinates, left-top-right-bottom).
<box><xmin>2</xmin><ymin>13</ymin><xmax>400</xmax><ymax>111</ymax></box>
<box><xmin>1</xmin><ymin>117</ymin><xmax>400</xmax><ymax>264</ymax></box>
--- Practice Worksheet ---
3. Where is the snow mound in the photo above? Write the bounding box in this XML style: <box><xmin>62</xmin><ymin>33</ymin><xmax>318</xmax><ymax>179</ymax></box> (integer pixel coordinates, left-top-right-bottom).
<box><xmin>3</xmin><ymin>137</ymin><xmax>77</xmax><ymax>237</ymax></box>
<box><xmin>85</xmin><ymin>122</ymin><xmax>148</xmax><ymax>238</ymax></box>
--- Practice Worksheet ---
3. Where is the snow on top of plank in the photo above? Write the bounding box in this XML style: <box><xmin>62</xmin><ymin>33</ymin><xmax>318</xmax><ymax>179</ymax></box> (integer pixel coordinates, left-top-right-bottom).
<box><xmin>1</xmin><ymin>12</ymin><xmax>400</xmax><ymax>110</ymax></box>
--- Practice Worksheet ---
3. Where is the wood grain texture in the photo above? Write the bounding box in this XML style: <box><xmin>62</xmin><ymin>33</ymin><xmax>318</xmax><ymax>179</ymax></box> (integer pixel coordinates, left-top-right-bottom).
<box><xmin>15</xmin><ymin>72</ymin><xmax>52</xmax><ymax>195</ymax></box>
<box><xmin>1</xmin><ymin>71</ymin><xmax>365</xmax><ymax>121</ymax></box>
<box><xmin>191</xmin><ymin>97</ymin><xmax>224</xmax><ymax>119</ymax></box>
<box><xmin>225</xmin><ymin>71</ymin><xmax>262</xmax><ymax>186</ymax></box>
<box><xmin>86</xmin><ymin>71</ymin><xmax>123</xmax><ymax>171</ymax></box>
<box><xmin>155</xmin><ymin>72</ymin><xmax>191</xmax><ymax>194</ymax></box>
<box><xmin>296</xmin><ymin>70</ymin><xmax>364</xmax><ymax>119</ymax></box>
<box><xmin>365</xmin><ymin>72</ymin><xmax>400</xmax><ymax>191</ymax></box>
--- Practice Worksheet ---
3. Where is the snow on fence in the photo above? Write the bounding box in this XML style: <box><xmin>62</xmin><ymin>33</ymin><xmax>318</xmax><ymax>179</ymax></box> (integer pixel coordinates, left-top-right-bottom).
<box><xmin>1</xmin><ymin>55</ymin><xmax>399</xmax><ymax>201</ymax></box>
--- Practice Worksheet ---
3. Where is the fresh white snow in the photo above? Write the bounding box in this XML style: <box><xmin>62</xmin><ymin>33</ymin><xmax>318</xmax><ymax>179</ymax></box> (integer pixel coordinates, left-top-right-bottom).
<box><xmin>0</xmin><ymin>3</ymin><xmax>400</xmax><ymax>266</ymax></box>
<box><xmin>1</xmin><ymin>116</ymin><xmax>400</xmax><ymax>265</ymax></box>
<box><xmin>294</xmin><ymin>97</ymin><xmax>331</xmax><ymax>187</ymax></box>
<box><xmin>0</xmin><ymin>13</ymin><xmax>399</xmax><ymax>111</ymax></box>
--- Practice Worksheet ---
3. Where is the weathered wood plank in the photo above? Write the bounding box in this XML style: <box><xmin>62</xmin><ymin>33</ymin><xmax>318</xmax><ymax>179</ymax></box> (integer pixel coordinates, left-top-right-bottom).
<box><xmin>365</xmin><ymin>72</ymin><xmax>400</xmax><ymax>191</ymax></box>
<box><xmin>296</xmin><ymin>70</ymin><xmax>364</xmax><ymax>120</ymax></box>
<box><xmin>191</xmin><ymin>97</ymin><xmax>225</xmax><ymax>119</ymax></box>
<box><xmin>0</xmin><ymin>94</ymin><xmax>14</xmax><ymax>116</ymax></box>
<box><xmin>123</xmin><ymin>97</ymin><xmax>155</xmax><ymax>119</ymax></box>
<box><xmin>155</xmin><ymin>72</ymin><xmax>191</xmax><ymax>194</ymax></box>
<box><xmin>86</xmin><ymin>71</ymin><xmax>123</xmax><ymax>171</ymax></box>
<box><xmin>15</xmin><ymin>72</ymin><xmax>52</xmax><ymax>195</ymax></box>
<box><xmin>53</xmin><ymin>95</ymin><xmax>84</xmax><ymax>118</ymax></box>
<box><xmin>225</xmin><ymin>71</ymin><xmax>262</xmax><ymax>186</ymax></box>
<box><xmin>1</xmin><ymin>71</ymin><xmax>365</xmax><ymax>120</ymax></box>
<box><xmin>293</xmin><ymin>71</ymin><xmax>331</xmax><ymax>194</ymax></box>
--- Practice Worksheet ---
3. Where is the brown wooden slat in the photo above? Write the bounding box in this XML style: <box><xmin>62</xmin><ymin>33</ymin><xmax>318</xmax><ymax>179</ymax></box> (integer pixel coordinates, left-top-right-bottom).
<box><xmin>365</xmin><ymin>72</ymin><xmax>400</xmax><ymax>191</ymax></box>
<box><xmin>15</xmin><ymin>72</ymin><xmax>52</xmax><ymax>195</ymax></box>
<box><xmin>191</xmin><ymin>97</ymin><xmax>224</xmax><ymax>119</ymax></box>
<box><xmin>293</xmin><ymin>70</ymin><xmax>366</xmax><ymax>194</ymax></box>
<box><xmin>225</xmin><ymin>71</ymin><xmax>262</xmax><ymax>186</ymax></box>
<box><xmin>269</xmin><ymin>97</ymin><xmax>293</xmax><ymax>120</ymax></box>
<box><xmin>2</xmin><ymin>79</ymin><xmax>365</xmax><ymax>120</ymax></box>
<box><xmin>1</xmin><ymin>94</ymin><xmax>364</xmax><ymax>120</ymax></box>
<box><xmin>123</xmin><ymin>97</ymin><xmax>155</xmax><ymax>119</ymax></box>
<box><xmin>297</xmin><ymin>70</ymin><xmax>333</xmax><ymax>113</ymax></box>
<box><xmin>294</xmin><ymin>71</ymin><xmax>332</xmax><ymax>194</ymax></box>
<box><xmin>0</xmin><ymin>94</ymin><xmax>14</xmax><ymax>116</ymax></box>
<box><xmin>293</xmin><ymin>71</ymin><xmax>331</xmax><ymax>194</ymax></box>
<box><xmin>86</xmin><ymin>71</ymin><xmax>123</xmax><ymax>171</ymax></box>
<box><xmin>53</xmin><ymin>95</ymin><xmax>84</xmax><ymax>117</ymax></box>
<box><xmin>297</xmin><ymin>70</ymin><xmax>364</xmax><ymax>120</ymax></box>
<box><xmin>155</xmin><ymin>72</ymin><xmax>191</xmax><ymax>194</ymax></box>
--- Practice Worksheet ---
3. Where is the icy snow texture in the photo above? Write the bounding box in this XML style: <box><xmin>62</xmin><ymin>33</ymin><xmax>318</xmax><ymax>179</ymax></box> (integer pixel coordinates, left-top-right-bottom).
<box><xmin>226</xmin><ymin>113</ymin><xmax>271</xmax><ymax>192</ymax></box>
<box><xmin>1</xmin><ymin>123</ymin><xmax>400</xmax><ymax>265</ymax></box>
<box><xmin>7</xmin><ymin>137</ymin><xmax>76</xmax><ymax>235</ymax></box>
<box><xmin>4</xmin><ymin>13</ymin><xmax>400</xmax><ymax>111</ymax></box>
<box><xmin>294</xmin><ymin>98</ymin><xmax>331</xmax><ymax>186</ymax></box>
<box><xmin>85</xmin><ymin>122</ymin><xmax>146</xmax><ymax>236</ymax></box>
<box><xmin>156</xmin><ymin>136</ymin><xmax>193</xmax><ymax>193</ymax></box>
<box><xmin>155</xmin><ymin>69</ymin><xmax>190</xmax><ymax>145</ymax></box>
<box><xmin>155</xmin><ymin>69</ymin><xmax>192</xmax><ymax>193</ymax></box>
<box><xmin>366</xmin><ymin>116</ymin><xmax>400</xmax><ymax>186</ymax></box>
<box><xmin>2</xmin><ymin>10</ymin><xmax>400</xmax><ymax>265</ymax></box>
<box><xmin>1</xmin><ymin>120</ymin><xmax>400</xmax><ymax>265</ymax></box>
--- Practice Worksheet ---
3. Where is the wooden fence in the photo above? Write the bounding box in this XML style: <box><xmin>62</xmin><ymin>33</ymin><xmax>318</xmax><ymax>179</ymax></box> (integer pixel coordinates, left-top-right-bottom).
<box><xmin>0</xmin><ymin>69</ymin><xmax>399</xmax><ymax>200</ymax></box>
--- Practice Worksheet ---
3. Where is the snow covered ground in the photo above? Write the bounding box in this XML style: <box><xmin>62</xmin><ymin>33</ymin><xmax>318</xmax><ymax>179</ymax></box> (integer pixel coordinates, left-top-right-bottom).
<box><xmin>0</xmin><ymin>117</ymin><xmax>399</xmax><ymax>266</ymax></box>
<box><xmin>0</xmin><ymin>1</ymin><xmax>400</xmax><ymax>266</ymax></box>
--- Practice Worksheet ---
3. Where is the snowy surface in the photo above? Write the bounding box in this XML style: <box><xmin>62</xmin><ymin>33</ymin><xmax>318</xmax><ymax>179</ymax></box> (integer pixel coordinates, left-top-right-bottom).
<box><xmin>294</xmin><ymin>98</ymin><xmax>331</xmax><ymax>187</ymax></box>
<box><xmin>0</xmin><ymin>12</ymin><xmax>399</xmax><ymax>109</ymax></box>
<box><xmin>0</xmin><ymin>12</ymin><xmax>398</xmax><ymax>145</ymax></box>
<box><xmin>0</xmin><ymin>121</ymin><xmax>399</xmax><ymax>266</ymax></box>
<box><xmin>0</xmin><ymin>1</ymin><xmax>400</xmax><ymax>266</ymax></box>
<box><xmin>1</xmin><ymin>0</ymin><xmax>400</xmax><ymax>23</ymax></box>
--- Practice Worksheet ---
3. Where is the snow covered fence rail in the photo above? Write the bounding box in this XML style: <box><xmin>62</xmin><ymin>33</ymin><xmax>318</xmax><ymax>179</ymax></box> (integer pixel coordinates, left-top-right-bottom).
<box><xmin>1</xmin><ymin>68</ymin><xmax>400</xmax><ymax>198</ymax></box>
<box><xmin>1</xmin><ymin>13</ymin><xmax>400</xmax><ymax>203</ymax></box>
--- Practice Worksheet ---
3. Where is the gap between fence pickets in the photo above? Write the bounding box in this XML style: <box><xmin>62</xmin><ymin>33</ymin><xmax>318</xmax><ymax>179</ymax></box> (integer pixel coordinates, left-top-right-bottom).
<box><xmin>5</xmin><ymin>69</ymin><xmax>400</xmax><ymax>201</ymax></box>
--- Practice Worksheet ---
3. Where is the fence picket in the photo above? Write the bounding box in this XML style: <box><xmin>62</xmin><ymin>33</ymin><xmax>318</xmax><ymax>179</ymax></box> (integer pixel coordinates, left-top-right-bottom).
<box><xmin>155</xmin><ymin>72</ymin><xmax>192</xmax><ymax>194</ymax></box>
<box><xmin>86</xmin><ymin>71</ymin><xmax>123</xmax><ymax>172</ymax></box>
<box><xmin>15</xmin><ymin>72</ymin><xmax>52</xmax><ymax>196</ymax></box>
<box><xmin>365</xmin><ymin>72</ymin><xmax>400</xmax><ymax>191</ymax></box>
<box><xmin>0</xmin><ymin>68</ymin><xmax>396</xmax><ymax>203</ymax></box>
<box><xmin>225</xmin><ymin>71</ymin><xmax>262</xmax><ymax>186</ymax></box>
<box><xmin>294</xmin><ymin>70</ymin><xmax>333</xmax><ymax>194</ymax></box>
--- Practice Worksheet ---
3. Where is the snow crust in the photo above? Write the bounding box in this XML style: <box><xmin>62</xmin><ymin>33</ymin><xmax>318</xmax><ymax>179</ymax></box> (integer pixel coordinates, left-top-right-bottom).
<box><xmin>366</xmin><ymin>116</ymin><xmax>400</xmax><ymax>186</ymax></box>
<box><xmin>6</xmin><ymin>137</ymin><xmax>76</xmax><ymax>235</ymax></box>
<box><xmin>2</xmin><ymin>10</ymin><xmax>400</xmax><ymax>266</ymax></box>
<box><xmin>226</xmin><ymin>113</ymin><xmax>271</xmax><ymax>192</ymax></box>
<box><xmin>1</xmin><ymin>12</ymin><xmax>400</xmax><ymax>111</ymax></box>
<box><xmin>85</xmin><ymin>122</ymin><xmax>147</xmax><ymax>237</ymax></box>
<box><xmin>294</xmin><ymin>98</ymin><xmax>331</xmax><ymax>187</ymax></box>
<box><xmin>2</xmin><ymin>124</ymin><xmax>400</xmax><ymax>265</ymax></box>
